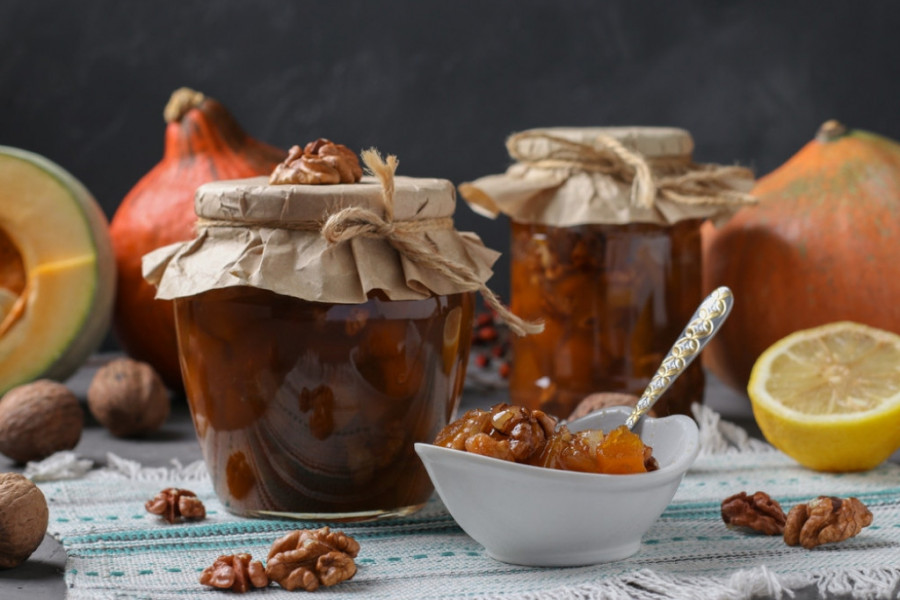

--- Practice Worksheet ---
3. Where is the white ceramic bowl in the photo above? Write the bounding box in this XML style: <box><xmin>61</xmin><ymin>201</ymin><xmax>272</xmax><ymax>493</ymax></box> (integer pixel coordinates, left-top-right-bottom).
<box><xmin>415</xmin><ymin>405</ymin><xmax>700</xmax><ymax>567</ymax></box>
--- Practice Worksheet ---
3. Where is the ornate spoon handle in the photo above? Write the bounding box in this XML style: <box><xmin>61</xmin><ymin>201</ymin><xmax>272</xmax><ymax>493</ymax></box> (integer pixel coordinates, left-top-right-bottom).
<box><xmin>624</xmin><ymin>286</ymin><xmax>734</xmax><ymax>430</ymax></box>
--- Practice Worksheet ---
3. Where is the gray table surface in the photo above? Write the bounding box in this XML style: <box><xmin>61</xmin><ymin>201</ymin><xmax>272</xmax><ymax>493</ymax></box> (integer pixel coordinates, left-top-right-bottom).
<box><xmin>0</xmin><ymin>355</ymin><xmax>890</xmax><ymax>599</ymax></box>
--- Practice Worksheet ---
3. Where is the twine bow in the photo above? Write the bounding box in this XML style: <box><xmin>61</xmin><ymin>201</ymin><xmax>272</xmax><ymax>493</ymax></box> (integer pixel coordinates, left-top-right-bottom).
<box><xmin>505</xmin><ymin>131</ymin><xmax>756</xmax><ymax>210</ymax></box>
<box><xmin>321</xmin><ymin>149</ymin><xmax>543</xmax><ymax>336</ymax></box>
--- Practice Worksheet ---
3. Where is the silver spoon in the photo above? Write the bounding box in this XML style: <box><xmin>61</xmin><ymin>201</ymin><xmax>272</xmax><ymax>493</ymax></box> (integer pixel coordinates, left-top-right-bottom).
<box><xmin>624</xmin><ymin>286</ymin><xmax>734</xmax><ymax>430</ymax></box>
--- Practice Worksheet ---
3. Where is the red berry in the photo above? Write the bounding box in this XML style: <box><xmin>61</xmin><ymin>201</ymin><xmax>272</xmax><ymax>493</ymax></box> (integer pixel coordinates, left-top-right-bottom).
<box><xmin>476</xmin><ymin>313</ymin><xmax>494</xmax><ymax>328</ymax></box>
<box><xmin>476</xmin><ymin>326</ymin><xmax>499</xmax><ymax>343</ymax></box>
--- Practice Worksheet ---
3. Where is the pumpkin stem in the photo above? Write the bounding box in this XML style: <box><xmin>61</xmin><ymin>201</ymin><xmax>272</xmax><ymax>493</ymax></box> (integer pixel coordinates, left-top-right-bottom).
<box><xmin>816</xmin><ymin>120</ymin><xmax>848</xmax><ymax>143</ymax></box>
<box><xmin>163</xmin><ymin>88</ymin><xmax>206</xmax><ymax>123</ymax></box>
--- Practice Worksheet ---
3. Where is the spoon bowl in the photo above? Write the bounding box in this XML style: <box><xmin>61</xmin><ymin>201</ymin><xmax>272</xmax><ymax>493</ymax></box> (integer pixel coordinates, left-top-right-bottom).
<box><xmin>415</xmin><ymin>406</ymin><xmax>700</xmax><ymax>567</ymax></box>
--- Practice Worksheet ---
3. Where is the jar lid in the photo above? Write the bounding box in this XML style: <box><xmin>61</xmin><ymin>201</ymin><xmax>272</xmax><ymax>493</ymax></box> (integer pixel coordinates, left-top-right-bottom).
<box><xmin>194</xmin><ymin>175</ymin><xmax>457</xmax><ymax>224</ymax></box>
<box><xmin>508</xmin><ymin>127</ymin><xmax>695</xmax><ymax>162</ymax></box>
<box><xmin>459</xmin><ymin>126</ymin><xmax>755</xmax><ymax>227</ymax></box>
<box><xmin>143</xmin><ymin>174</ymin><xmax>500</xmax><ymax>304</ymax></box>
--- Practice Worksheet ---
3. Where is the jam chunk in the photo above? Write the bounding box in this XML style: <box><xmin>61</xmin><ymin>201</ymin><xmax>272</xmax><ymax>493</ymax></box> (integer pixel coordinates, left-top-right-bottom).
<box><xmin>434</xmin><ymin>403</ymin><xmax>656</xmax><ymax>475</ymax></box>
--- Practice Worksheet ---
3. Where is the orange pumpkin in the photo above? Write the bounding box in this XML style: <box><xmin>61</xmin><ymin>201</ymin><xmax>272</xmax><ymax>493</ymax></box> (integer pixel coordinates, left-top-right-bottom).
<box><xmin>110</xmin><ymin>88</ymin><xmax>285</xmax><ymax>392</ymax></box>
<box><xmin>702</xmin><ymin>120</ymin><xmax>900</xmax><ymax>392</ymax></box>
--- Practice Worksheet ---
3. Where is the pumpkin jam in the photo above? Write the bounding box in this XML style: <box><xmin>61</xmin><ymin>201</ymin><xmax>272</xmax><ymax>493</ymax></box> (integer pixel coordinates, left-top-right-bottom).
<box><xmin>434</xmin><ymin>403</ymin><xmax>658</xmax><ymax>474</ymax></box>
<box><xmin>174</xmin><ymin>286</ymin><xmax>474</xmax><ymax>520</ymax></box>
<box><xmin>508</xmin><ymin>220</ymin><xmax>704</xmax><ymax>419</ymax></box>
<box><xmin>0</xmin><ymin>227</ymin><xmax>27</xmax><ymax>336</ymax></box>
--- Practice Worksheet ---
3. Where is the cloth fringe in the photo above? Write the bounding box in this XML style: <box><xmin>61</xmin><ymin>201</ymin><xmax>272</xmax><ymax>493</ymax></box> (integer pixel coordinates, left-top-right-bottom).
<box><xmin>811</xmin><ymin>568</ymin><xmax>900</xmax><ymax>600</ymax></box>
<box><xmin>23</xmin><ymin>451</ymin><xmax>93</xmax><ymax>481</ymax></box>
<box><xmin>692</xmin><ymin>403</ymin><xmax>774</xmax><ymax>456</ymax></box>
<box><xmin>474</xmin><ymin>566</ymin><xmax>900</xmax><ymax>600</ymax></box>
<box><xmin>100</xmin><ymin>452</ymin><xmax>209</xmax><ymax>482</ymax></box>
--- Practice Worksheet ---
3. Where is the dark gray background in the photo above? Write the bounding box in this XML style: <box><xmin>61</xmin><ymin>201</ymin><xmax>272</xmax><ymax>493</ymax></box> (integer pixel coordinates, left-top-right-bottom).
<box><xmin>1</xmin><ymin>6</ymin><xmax>899</xmax><ymax>591</ymax></box>
<box><xmin>3</xmin><ymin>0</ymin><xmax>900</xmax><ymax>307</ymax></box>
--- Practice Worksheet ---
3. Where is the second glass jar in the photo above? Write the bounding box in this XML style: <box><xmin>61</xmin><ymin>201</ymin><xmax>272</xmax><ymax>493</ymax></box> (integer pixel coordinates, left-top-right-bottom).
<box><xmin>508</xmin><ymin>219</ymin><xmax>704</xmax><ymax>418</ymax></box>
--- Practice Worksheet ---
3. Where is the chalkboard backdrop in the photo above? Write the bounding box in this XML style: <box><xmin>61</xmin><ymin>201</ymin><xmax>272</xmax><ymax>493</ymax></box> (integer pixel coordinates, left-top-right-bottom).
<box><xmin>2</xmin><ymin>0</ymin><xmax>899</xmax><ymax>347</ymax></box>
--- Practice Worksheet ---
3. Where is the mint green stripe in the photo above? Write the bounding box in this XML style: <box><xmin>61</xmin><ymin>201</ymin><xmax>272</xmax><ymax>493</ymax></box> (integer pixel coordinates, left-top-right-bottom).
<box><xmin>661</xmin><ymin>490</ymin><xmax>900</xmax><ymax>519</ymax></box>
<box><xmin>67</xmin><ymin>514</ymin><xmax>458</xmax><ymax>546</ymax></box>
<box><xmin>67</xmin><ymin>522</ymin><xmax>465</xmax><ymax>556</ymax></box>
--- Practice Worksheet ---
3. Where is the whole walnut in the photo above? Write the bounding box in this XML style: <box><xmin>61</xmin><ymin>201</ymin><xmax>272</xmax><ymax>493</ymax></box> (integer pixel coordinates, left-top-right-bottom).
<box><xmin>0</xmin><ymin>472</ymin><xmax>49</xmax><ymax>568</ymax></box>
<box><xmin>0</xmin><ymin>380</ymin><xmax>83</xmax><ymax>463</ymax></box>
<box><xmin>87</xmin><ymin>358</ymin><xmax>169</xmax><ymax>437</ymax></box>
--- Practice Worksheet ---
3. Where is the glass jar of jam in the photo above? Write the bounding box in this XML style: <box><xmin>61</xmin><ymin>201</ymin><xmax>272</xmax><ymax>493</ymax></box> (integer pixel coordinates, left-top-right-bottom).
<box><xmin>174</xmin><ymin>286</ymin><xmax>474</xmax><ymax>519</ymax></box>
<box><xmin>460</xmin><ymin>127</ymin><xmax>754</xmax><ymax>419</ymax></box>
<box><xmin>508</xmin><ymin>219</ymin><xmax>703</xmax><ymax>418</ymax></box>
<box><xmin>145</xmin><ymin>152</ymin><xmax>501</xmax><ymax>520</ymax></box>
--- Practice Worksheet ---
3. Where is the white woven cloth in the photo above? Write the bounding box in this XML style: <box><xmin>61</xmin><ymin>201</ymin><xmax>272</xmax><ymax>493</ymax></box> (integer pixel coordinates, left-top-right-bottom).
<box><xmin>34</xmin><ymin>405</ymin><xmax>900</xmax><ymax>599</ymax></box>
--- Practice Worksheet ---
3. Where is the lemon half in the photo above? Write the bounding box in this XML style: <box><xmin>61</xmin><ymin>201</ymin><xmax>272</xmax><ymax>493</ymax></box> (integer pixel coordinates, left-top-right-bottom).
<box><xmin>748</xmin><ymin>321</ymin><xmax>900</xmax><ymax>472</ymax></box>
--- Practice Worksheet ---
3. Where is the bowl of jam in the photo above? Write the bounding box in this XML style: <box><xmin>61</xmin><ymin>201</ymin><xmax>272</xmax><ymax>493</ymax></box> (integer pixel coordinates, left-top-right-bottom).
<box><xmin>415</xmin><ymin>404</ymin><xmax>700</xmax><ymax>566</ymax></box>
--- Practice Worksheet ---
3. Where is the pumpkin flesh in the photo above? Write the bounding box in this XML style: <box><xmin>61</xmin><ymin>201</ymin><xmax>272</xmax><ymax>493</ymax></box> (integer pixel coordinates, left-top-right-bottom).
<box><xmin>0</xmin><ymin>147</ymin><xmax>115</xmax><ymax>396</ymax></box>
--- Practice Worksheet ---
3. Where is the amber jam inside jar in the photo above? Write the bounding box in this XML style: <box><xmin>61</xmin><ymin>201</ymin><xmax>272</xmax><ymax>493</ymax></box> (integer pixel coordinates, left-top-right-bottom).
<box><xmin>509</xmin><ymin>219</ymin><xmax>704</xmax><ymax>419</ymax></box>
<box><xmin>174</xmin><ymin>286</ymin><xmax>474</xmax><ymax>521</ymax></box>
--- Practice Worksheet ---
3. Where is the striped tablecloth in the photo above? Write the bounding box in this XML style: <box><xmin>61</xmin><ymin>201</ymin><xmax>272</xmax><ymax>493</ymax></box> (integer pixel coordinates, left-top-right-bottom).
<box><xmin>33</xmin><ymin>405</ymin><xmax>900</xmax><ymax>599</ymax></box>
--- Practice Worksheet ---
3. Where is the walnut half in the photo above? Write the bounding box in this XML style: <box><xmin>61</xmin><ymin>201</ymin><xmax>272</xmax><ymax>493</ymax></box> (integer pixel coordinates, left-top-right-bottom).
<box><xmin>784</xmin><ymin>496</ymin><xmax>873</xmax><ymax>549</ymax></box>
<box><xmin>434</xmin><ymin>404</ymin><xmax>558</xmax><ymax>463</ymax></box>
<box><xmin>269</xmin><ymin>139</ymin><xmax>362</xmax><ymax>185</ymax></box>
<box><xmin>266</xmin><ymin>527</ymin><xmax>360</xmax><ymax>591</ymax></box>
<box><xmin>145</xmin><ymin>488</ymin><xmax>206</xmax><ymax>524</ymax></box>
<box><xmin>721</xmin><ymin>491</ymin><xmax>786</xmax><ymax>535</ymax></box>
<box><xmin>199</xmin><ymin>553</ymin><xmax>268</xmax><ymax>593</ymax></box>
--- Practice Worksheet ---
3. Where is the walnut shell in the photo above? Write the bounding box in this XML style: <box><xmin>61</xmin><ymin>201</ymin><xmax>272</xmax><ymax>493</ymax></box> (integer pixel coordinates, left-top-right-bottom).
<box><xmin>0</xmin><ymin>380</ymin><xmax>83</xmax><ymax>463</ymax></box>
<box><xmin>568</xmin><ymin>392</ymin><xmax>648</xmax><ymax>421</ymax></box>
<box><xmin>87</xmin><ymin>358</ymin><xmax>169</xmax><ymax>437</ymax></box>
<box><xmin>0</xmin><ymin>472</ymin><xmax>49</xmax><ymax>568</ymax></box>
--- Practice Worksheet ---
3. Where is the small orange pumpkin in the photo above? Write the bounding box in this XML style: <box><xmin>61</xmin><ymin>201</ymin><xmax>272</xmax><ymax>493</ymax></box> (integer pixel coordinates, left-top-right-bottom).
<box><xmin>110</xmin><ymin>88</ymin><xmax>285</xmax><ymax>391</ymax></box>
<box><xmin>702</xmin><ymin>120</ymin><xmax>900</xmax><ymax>392</ymax></box>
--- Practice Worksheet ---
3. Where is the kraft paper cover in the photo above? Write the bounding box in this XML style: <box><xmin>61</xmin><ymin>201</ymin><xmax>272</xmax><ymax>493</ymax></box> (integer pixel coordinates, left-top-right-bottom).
<box><xmin>459</xmin><ymin>127</ymin><xmax>754</xmax><ymax>227</ymax></box>
<box><xmin>143</xmin><ymin>176</ymin><xmax>500</xmax><ymax>303</ymax></box>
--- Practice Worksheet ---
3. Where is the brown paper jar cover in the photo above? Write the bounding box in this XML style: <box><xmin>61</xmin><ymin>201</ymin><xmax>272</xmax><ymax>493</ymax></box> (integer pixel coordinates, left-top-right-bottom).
<box><xmin>458</xmin><ymin>126</ymin><xmax>753</xmax><ymax>227</ymax></box>
<box><xmin>143</xmin><ymin>175</ymin><xmax>500</xmax><ymax>302</ymax></box>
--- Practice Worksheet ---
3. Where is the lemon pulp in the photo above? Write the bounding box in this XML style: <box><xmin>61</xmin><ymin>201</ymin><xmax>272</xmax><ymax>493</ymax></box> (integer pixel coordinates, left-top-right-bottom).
<box><xmin>748</xmin><ymin>321</ymin><xmax>900</xmax><ymax>471</ymax></box>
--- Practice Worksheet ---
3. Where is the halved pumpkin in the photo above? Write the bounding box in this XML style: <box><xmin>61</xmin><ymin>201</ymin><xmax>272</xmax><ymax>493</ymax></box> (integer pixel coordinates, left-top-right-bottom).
<box><xmin>0</xmin><ymin>146</ymin><xmax>115</xmax><ymax>395</ymax></box>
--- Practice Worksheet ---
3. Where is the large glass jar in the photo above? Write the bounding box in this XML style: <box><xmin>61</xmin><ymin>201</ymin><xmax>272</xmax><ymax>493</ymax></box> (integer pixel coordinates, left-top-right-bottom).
<box><xmin>459</xmin><ymin>127</ymin><xmax>754</xmax><ymax>419</ymax></box>
<box><xmin>508</xmin><ymin>219</ymin><xmax>703</xmax><ymax>418</ymax></box>
<box><xmin>174</xmin><ymin>286</ymin><xmax>474</xmax><ymax>520</ymax></box>
<box><xmin>144</xmin><ymin>158</ymin><xmax>503</xmax><ymax>521</ymax></box>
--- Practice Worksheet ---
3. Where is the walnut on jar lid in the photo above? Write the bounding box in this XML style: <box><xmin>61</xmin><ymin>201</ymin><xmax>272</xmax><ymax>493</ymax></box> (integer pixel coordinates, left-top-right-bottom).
<box><xmin>143</xmin><ymin>143</ymin><xmax>539</xmax><ymax>335</ymax></box>
<box><xmin>269</xmin><ymin>138</ymin><xmax>363</xmax><ymax>185</ymax></box>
